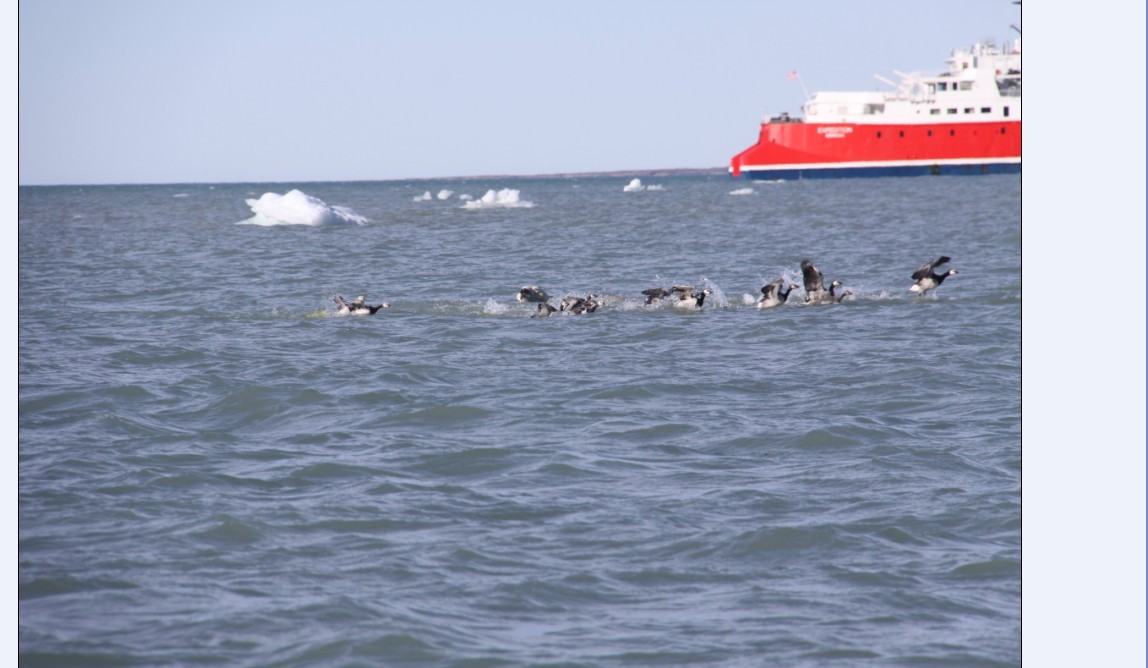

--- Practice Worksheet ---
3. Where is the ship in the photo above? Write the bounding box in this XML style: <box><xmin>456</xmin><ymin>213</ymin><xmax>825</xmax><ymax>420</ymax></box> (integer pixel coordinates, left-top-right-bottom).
<box><xmin>729</xmin><ymin>33</ymin><xmax>1021</xmax><ymax>180</ymax></box>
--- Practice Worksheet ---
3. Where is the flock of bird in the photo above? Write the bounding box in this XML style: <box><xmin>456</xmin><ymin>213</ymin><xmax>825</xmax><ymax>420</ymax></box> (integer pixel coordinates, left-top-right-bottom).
<box><xmin>337</xmin><ymin>256</ymin><xmax>958</xmax><ymax>317</ymax></box>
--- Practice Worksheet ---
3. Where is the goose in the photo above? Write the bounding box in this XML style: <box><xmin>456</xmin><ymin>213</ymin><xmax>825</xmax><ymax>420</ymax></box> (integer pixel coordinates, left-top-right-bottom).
<box><xmin>334</xmin><ymin>295</ymin><xmax>389</xmax><ymax>315</ymax></box>
<box><xmin>579</xmin><ymin>293</ymin><xmax>602</xmax><ymax>313</ymax></box>
<box><xmin>532</xmin><ymin>302</ymin><xmax>558</xmax><ymax>317</ymax></box>
<box><xmin>800</xmin><ymin>260</ymin><xmax>830</xmax><ymax>303</ymax></box>
<box><xmin>673</xmin><ymin>288</ymin><xmax>712</xmax><ymax>309</ymax></box>
<box><xmin>641</xmin><ymin>284</ymin><xmax>694</xmax><ymax>305</ymax></box>
<box><xmin>757</xmin><ymin>279</ymin><xmax>799</xmax><ymax>309</ymax></box>
<box><xmin>822</xmin><ymin>288</ymin><xmax>853</xmax><ymax>304</ymax></box>
<box><xmin>909</xmin><ymin>256</ymin><xmax>958</xmax><ymax>295</ymax></box>
<box><xmin>559</xmin><ymin>293</ymin><xmax>601</xmax><ymax>314</ymax></box>
<box><xmin>809</xmin><ymin>280</ymin><xmax>848</xmax><ymax>304</ymax></box>
<box><xmin>516</xmin><ymin>286</ymin><xmax>550</xmax><ymax>303</ymax></box>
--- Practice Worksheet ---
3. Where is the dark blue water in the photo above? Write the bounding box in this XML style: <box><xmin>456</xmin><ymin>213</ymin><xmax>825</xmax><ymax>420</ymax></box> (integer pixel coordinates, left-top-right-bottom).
<box><xmin>20</xmin><ymin>174</ymin><xmax>1020</xmax><ymax>666</ymax></box>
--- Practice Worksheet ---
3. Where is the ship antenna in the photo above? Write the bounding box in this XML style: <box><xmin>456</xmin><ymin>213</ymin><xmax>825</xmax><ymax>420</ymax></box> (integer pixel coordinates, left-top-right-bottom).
<box><xmin>788</xmin><ymin>70</ymin><xmax>811</xmax><ymax>101</ymax></box>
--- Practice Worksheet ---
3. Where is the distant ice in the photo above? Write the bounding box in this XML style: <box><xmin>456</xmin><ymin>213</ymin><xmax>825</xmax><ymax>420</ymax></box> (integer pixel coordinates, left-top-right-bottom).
<box><xmin>729</xmin><ymin>187</ymin><xmax>755</xmax><ymax>195</ymax></box>
<box><xmin>413</xmin><ymin>191</ymin><xmax>433</xmax><ymax>202</ymax></box>
<box><xmin>459</xmin><ymin>194</ymin><xmax>474</xmax><ymax>201</ymax></box>
<box><xmin>238</xmin><ymin>189</ymin><xmax>369</xmax><ymax>226</ymax></box>
<box><xmin>461</xmin><ymin>189</ymin><xmax>534</xmax><ymax>209</ymax></box>
<box><xmin>436</xmin><ymin>189</ymin><xmax>454</xmax><ymax>200</ymax></box>
<box><xmin>623</xmin><ymin>178</ymin><xmax>664</xmax><ymax>192</ymax></box>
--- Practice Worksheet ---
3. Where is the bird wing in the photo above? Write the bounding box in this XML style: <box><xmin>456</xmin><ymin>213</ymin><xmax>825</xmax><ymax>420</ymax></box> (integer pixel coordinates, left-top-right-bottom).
<box><xmin>761</xmin><ymin>279</ymin><xmax>783</xmax><ymax>298</ymax></box>
<box><xmin>911</xmin><ymin>256</ymin><xmax>950</xmax><ymax>280</ymax></box>
<box><xmin>801</xmin><ymin>261</ymin><xmax>824</xmax><ymax>293</ymax></box>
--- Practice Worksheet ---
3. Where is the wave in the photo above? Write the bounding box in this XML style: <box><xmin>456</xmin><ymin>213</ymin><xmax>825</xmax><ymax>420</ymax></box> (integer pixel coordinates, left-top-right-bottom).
<box><xmin>237</xmin><ymin>189</ymin><xmax>369</xmax><ymax>226</ymax></box>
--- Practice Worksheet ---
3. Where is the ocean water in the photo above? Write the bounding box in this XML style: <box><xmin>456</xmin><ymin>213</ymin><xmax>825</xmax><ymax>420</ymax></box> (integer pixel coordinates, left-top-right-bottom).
<box><xmin>19</xmin><ymin>173</ymin><xmax>1021</xmax><ymax>666</ymax></box>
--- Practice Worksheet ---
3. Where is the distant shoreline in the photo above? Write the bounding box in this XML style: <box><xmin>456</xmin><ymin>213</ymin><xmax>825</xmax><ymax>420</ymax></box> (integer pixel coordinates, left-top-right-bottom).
<box><xmin>419</xmin><ymin>167</ymin><xmax>728</xmax><ymax>181</ymax></box>
<box><xmin>18</xmin><ymin>167</ymin><xmax>729</xmax><ymax>188</ymax></box>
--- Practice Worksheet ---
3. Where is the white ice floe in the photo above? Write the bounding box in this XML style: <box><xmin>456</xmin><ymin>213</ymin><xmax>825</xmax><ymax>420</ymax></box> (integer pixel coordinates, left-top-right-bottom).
<box><xmin>729</xmin><ymin>187</ymin><xmax>755</xmax><ymax>195</ymax></box>
<box><xmin>461</xmin><ymin>189</ymin><xmax>534</xmax><ymax>209</ymax></box>
<box><xmin>238</xmin><ymin>189</ymin><xmax>369</xmax><ymax>226</ymax></box>
<box><xmin>413</xmin><ymin>191</ymin><xmax>433</xmax><ymax>202</ymax></box>
<box><xmin>623</xmin><ymin>178</ymin><xmax>664</xmax><ymax>192</ymax></box>
<box><xmin>436</xmin><ymin>189</ymin><xmax>454</xmax><ymax>200</ymax></box>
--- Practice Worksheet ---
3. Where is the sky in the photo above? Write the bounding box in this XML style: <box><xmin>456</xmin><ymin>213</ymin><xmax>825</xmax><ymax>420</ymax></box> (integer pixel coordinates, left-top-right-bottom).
<box><xmin>11</xmin><ymin>2</ymin><xmax>1148</xmax><ymax>664</ymax></box>
<box><xmin>18</xmin><ymin>0</ymin><xmax>1026</xmax><ymax>186</ymax></box>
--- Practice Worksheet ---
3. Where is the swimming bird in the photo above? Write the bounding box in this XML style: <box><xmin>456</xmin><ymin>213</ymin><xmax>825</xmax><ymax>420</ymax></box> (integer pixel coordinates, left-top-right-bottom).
<box><xmin>826</xmin><ymin>288</ymin><xmax>853</xmax><ymax>304</ymax></box>
<box><xmin>909</xmin><ymin>256</ymin><xmax>958</xmax><ymax>295</ymax></box>
<box><xmin>808</xmin><ymin>280</ymin><xmax>849</xmax><ymax>304</ymax></box>
<box><xmin>334</xmin><ymin>295</ymin><xmax>389</xmax><ymax>315</ymax></box>
<box><xmin>531</xmin><ymin>302</ymin><xmax>558</xmax><ymax>317</ymax></box>
<box><xmin>516</xmin><ymin>286</ymin><xmax>550</xmax><ymax>303</ymax></box>
<box><xmin>559</xmin><ymin>293</ymin><xmax>601</xmax><ymax>314</ymax></box>
<box><xmin>641</xmin><ymin>284</ymin><xmax>694</xmax><ymax>304</ymax></box>
<box><xmin>673</xmin><ymin>288</ymin><xmax>712</xmax><ymax>309</ymax></box>
<box><xmin>757</xmin><ymin>279</ymin><xmax>799</xmax><ymax>309</ymax></box>
<box><xmin>800</xmin><ymin>260</ymin><xmax>830</xmax><ymax>303</ymax></box>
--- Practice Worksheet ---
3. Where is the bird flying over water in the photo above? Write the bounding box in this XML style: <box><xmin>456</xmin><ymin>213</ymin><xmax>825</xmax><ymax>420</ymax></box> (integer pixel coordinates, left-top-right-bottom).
<box><xmin>909</xmin><ymin>256</ymin><xmax>958</xmax><ymax>295</ymax></box>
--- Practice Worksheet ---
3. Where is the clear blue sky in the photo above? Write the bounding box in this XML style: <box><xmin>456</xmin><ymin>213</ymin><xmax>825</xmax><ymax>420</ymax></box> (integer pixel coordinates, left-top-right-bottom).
<box><xmin>20</xmin><ymin>0</ymin><xmax>1024</xmax><ymax>185</ymax></box>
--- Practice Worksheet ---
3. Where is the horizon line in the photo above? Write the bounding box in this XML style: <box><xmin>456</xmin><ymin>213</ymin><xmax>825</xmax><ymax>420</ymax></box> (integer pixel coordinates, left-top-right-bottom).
<box><xmin>18</xmin><ymin>166</ymin><xmax>729</xmax><ymax>188</ymax></box>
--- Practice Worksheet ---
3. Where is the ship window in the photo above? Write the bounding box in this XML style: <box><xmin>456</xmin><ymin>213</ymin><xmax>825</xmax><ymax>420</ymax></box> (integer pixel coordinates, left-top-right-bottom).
<box><xmin>938</xmin><ymin>82</ymin><xmax>948</xmax><ymax>91</ymax></box>
<box><xmin>947</xmin><ymin>108</ymin><xmax>958</xmax><ymax>114</ymax></box>
<box><xmin>964</xmin><ymin>108</ymin><xmax>974</xmax><ymax>114</ymax></box>
<box><xmin>898</xmin><ymin>130</ymin><xmax>904</xmax><ymax>138</ymax></box>
<box><xmin>949</xmin><ymin>129</ymin><xmax>956</xmax><ymax>136</ymax></box>
<box><xmin>876</xmin><ymin>131</ymin><xmax>882</xmax><ymax>138</ymax></box>
<box><xmin>1000</xmin><ymin>127</ymin><xmax>1006</xmax><ymax>134</ymax></box>
<box><xmin>1004</xmin><ymin>106</ymin><xmax>1010</xmax><ymax>117</ymax></box>
<box><xmin>981</xmin><ymin>107</ymin><xmax>992</xmax><ymax>113</ymax></box>
<box><xmin>930</xmin><ymin>109</ymin><xmax>940</xmax><ymax>115</ymax></box>
<box><xmin>959</xmin><ymin>81</ymin><xmax>973</xmax><ymax>91</ymax></box>
<box><xmin>927</xmin><ymin>130</ymin><xmax>933</xmax><ymax>137</ymax></box>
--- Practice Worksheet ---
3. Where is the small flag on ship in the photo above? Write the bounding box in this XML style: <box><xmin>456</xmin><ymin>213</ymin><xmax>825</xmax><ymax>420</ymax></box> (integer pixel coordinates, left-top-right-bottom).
<box><xmin>787</xmin><ymin>70</ymin><xmax>799</xmax><ymax>80</ymax></box>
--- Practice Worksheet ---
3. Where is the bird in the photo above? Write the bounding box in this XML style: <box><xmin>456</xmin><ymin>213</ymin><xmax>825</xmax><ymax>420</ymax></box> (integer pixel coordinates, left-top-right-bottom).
<box><xmin>531</xmin><ymin>302</ymin><xmax>558</xmax><ymax>317</ymax></box>
<box><xmin>334</xmin><ymin>295</ymin><xmax>389</xmax><ymax>315</ymax></box>
<box><xmin>559</xmin><ymin>293</ymin><xmax>601</xmax><ymax>314</ymax></box>
<box><xmin>809</xmin><ymin>280</ymin><xmax>849</xmax><ymax>304</ymax></box>
<box><xmin>757</xmin><ymin>279</ymin><xmax>799</xmax><ymax>309</ymax></box>
<box><xmin>824</xmin><ymin>288</ymin><xmax>853</xmax><ymax>304</ymax></box>
<box><xmin>800</xmin><ymin>260</ymin><xmax>830</xmax><ymax>303</ymax></box>
<box><xmin>579</xmin><ymin>294</ymin><xmax>602</xmax><ymax>313</ymax></box>
<box><xmin>909</xmin><ymin>256</ymin><xmax>958</xmax><ymax>295</ymax></box>
<box><xmin>516</xmin><ymin>286</ymin><xmax>550</xmax><ymax>303</ymax></box>
<box><xmin>641</xmin><ymin>284</ymin><xmax>694</xmax><ymax>305</ymax></box>
<box><xmin>673</xmin><ymin>288</ymin><xmax>712</xmax><ymax>309</ymax></box>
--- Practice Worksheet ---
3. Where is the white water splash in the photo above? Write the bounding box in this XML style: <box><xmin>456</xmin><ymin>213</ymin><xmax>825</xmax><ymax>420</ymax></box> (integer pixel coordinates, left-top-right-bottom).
<box><xmin>482</xmin><ymin>298</ymin><xmax>509</xmax><ymax>314</ymax></box>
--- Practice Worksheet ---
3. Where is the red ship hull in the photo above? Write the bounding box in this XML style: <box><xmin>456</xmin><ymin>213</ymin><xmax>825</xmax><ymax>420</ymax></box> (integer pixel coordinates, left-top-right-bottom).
<box><xmin>730</xmin><ymin>120</ymin><xmax>1021</xmax><ymax>179</ymax></box>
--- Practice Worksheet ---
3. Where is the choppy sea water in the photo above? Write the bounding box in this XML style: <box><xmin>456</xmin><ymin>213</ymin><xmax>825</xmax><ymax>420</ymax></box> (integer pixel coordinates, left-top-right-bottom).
<box><xmin>19</xmin><ymin>174</ymin><xmax>1021</xmax><ymax>666</ymax></box>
